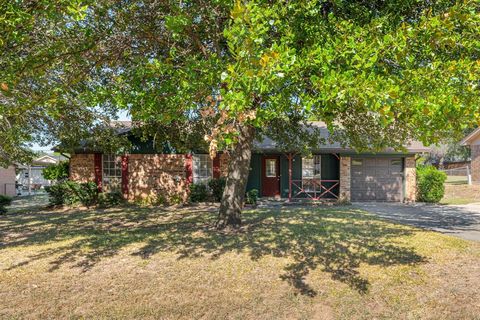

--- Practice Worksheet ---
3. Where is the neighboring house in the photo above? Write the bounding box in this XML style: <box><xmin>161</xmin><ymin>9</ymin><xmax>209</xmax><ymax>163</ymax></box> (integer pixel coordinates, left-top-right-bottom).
<box><xmin>17</xmin><ymin>155</ymin><xmax>68</xmax><ymax>193</ymax></box>
<box><xmin>0</xmin><ymin>166</ymin><xmax>16</xmax><ymax>197</ymax></box>
<box><xmin>461</xmin><ymin>129</ymin><xmax>480</xmax><ymax>184</ymax></box>
<box><xmin>68</xmin><ymin>121</ymin><xmax>427</xmax><ymax>203</ymax></box>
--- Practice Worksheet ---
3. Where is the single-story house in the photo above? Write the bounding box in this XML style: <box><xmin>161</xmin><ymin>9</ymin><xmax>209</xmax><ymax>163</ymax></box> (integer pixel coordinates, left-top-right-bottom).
<box><xmin>17</xmin><ymin>154</ymin><xmax>68</xmax><ymax>194</ymax></box>
<box><xmin>461</xmin><ymin>128</ymin><xmax>480</xmax><ymax>184</ymax></box>
<box><xmin>68</xmin><ymin>121</ymin><xmax>427</xmax><ymax>203</ymax></box>
<box><xmin>0</xmin><ymin>166</ymin><xmax>16</xmax><ymax>197</ymax></box>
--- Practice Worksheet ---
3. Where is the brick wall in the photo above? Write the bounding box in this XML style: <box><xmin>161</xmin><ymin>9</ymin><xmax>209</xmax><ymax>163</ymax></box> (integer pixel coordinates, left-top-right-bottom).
<box><xmin>404</xmin><ymin>156</ymin><xmax>417</xmax><ymax>202</ymax></box>
<box><xmin>127</xmin><ymin>154</ymin><xmax>189</xmax><ymax>203</ymax></box>
<box><xmin>70</xmin><ymin>154</ymin><xmax>95</xmax><ymax>183</ymax></box>
<box><xmin>0</xmin><ymin>166</ymin><xmax>16</xmax><ymax>197</ymax></box>
<box><xmin>339</xmin><ymin>156</ymin><xmax>351</xmax><ymax>202</ymax></box>
<box><xmin>471</xmin><ymin>145</ymin><xmax>480</xmax><ymax>184</ymax></box>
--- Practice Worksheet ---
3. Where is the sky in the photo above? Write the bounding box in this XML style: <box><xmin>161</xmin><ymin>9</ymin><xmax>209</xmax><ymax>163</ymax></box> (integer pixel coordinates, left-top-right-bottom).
<box><xmin>31</xmin><ymin>110</ymin><xmax>132</xmax><ymax>152</ymax></box>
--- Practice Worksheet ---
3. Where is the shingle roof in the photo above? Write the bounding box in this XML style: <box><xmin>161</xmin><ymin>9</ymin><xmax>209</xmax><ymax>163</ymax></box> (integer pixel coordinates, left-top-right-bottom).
<box><xmin>254</xmin><ymin>121</ymin><xmax>430</xmax><ymax>154</ymax></box>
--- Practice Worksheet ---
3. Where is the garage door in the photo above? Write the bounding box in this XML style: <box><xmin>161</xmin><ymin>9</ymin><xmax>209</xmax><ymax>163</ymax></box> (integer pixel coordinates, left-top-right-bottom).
<box><xmin>351</xmin><ymin>157</ymin><xmax>404</xmax><ymax>201</ymax></box>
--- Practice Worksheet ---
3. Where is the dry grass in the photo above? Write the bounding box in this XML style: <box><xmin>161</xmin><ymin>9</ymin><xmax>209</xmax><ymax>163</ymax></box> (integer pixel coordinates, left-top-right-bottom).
<box><xmin>1</xmin><ymin>201</ymin><xmax>480</xmax><ymax>319</ymax></box>
<box><xmin>442</xmin><ymin>183</ymin><xmax>480</xmax><ymax>205</ymax></box>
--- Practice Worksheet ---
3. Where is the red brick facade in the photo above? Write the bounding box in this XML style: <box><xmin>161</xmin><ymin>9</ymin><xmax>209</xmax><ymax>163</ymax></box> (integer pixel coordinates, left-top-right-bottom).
<box><xmin>471</xmin><ymin>145</ymin><xmax>480</xmax><ymax>184</ymax></box>
<box><xmin>70</xmin><ymin>153</ymin><xmax>230</xmax><ymax>203</ymax></box>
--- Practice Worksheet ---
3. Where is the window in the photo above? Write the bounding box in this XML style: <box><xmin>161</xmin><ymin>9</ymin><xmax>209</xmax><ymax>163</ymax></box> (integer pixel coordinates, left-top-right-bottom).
<box><xmin>302</xmin><ymin>156</ymin><xmax>321</xmax><ymax>192</ymax></box>
<box><xmin>302</xmin><ymin>156</ymin><xmax>321</xmax><ymax>178</ymax></box>
<box><xmin>265</xmin><ymin>159</ymin><xmax>277</xmax><ymax>177</ymax></box>
<box><xmin>103</xmin><ymin>154</ymin><xmax>122</xmax><ymax>192</ymax></box>
<box><xmin>391</xmin><ymin>159</ymin><xmax>402</xmax><ymax>166</ymax></box>
<box><xmin>193</xmin><ymin>154</ymin><xmax>212</xmax><ymax>184</ymax></box>
<box><xmin>352</xmin><ymin>159</ymin><xmax>363</xmax><ymax>166</ymax></box>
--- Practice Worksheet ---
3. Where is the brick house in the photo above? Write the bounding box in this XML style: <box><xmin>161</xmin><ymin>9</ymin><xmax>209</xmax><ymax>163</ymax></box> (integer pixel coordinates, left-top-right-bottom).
<box><xmin>461</xmin><ymin>129</ymin><xmax>480</xmax><ymax>184</ymax></box>
<box><xmin>69</xmin><ymin>122</ymin><xmax>427</xmax><ymax>203</ymax></box>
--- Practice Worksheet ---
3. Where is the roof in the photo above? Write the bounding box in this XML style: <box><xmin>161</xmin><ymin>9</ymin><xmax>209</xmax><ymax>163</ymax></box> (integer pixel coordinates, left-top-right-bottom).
<box><xmin>461</xmin><ymin>128</ymin><xmax>480</xmax><ymax>145</ymax></box>
<box><xmin>110</xmin><ymin>120</ymin><xmax>134</xmax><ymax>135</ymax></box>
<box><xmin>254</xmin><ymin>121</ymin><xmax>430</xmax><ymax>154</ymax></box>
<box><xmin>67</xmin><ymin>120</ymin><xmax>430</xmax><ymax>154</ymax></box>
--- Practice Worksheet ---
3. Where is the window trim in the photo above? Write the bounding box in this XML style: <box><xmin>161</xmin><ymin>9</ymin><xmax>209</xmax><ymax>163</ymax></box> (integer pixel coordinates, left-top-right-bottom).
<box><xmin>102</xmin><ymin>154</ymin><xmax>123</xmax><ymax>192</ymax></box>
<box><xmin>192</xmin><ymin>154</ymin><xmax>213</xmax><ymax>184</ymax></box>
<box><xmin>302</xmin><ymin>155</ymin><xmax>322</xmax><ymax>179</ymax></box>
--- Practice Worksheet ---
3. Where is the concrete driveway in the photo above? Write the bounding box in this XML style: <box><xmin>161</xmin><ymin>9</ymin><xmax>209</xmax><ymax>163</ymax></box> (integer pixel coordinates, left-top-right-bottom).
<box><xmin>353</xmin><ymin>202</ymin><xmax>480</xmax><ymax>242</ymax></box>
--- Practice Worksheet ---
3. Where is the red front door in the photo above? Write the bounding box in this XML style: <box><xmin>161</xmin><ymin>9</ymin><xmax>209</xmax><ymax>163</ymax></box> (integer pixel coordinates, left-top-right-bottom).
<box><xmin>262</xmin><ymin>156</ymin><xmax>280</xmax><ymax>197</ymax></box>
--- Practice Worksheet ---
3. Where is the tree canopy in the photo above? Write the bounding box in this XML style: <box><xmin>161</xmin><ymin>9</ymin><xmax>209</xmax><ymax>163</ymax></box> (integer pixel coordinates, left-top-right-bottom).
<box><xmin>1</xmin><ymin>0</ymin><xmax>480</xmax><ymax>225</ymax></box>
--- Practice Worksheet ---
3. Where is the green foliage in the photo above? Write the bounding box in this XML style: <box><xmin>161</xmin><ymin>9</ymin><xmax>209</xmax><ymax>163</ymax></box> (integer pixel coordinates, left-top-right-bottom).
<box><xmin>169</xmin><ymin>194</ymin><xmax>184</xmax><ymax>205</ymax></box>
<box><xmin>98</xmin><ymin>191</ymin><xmax>124</xmax><ymax>208</ymax></box>
<box><xmin>0</xmin><ymin>194</ymin><xmax>12</xmax><ymax>215</ymax></box>
<box><xmin>0</xmin><ymin>194</ymin><xmax>13</xmax><ymax>207</ymax></box>
<box><xmin>45</xmin><ymin>181</ymin><xmax>99</xmax><ymax>207</ymax></box>
<box><xmin>189</xmin><ymin>183</ymin><xmax>209</xmax><ymax>203</ymax></box>
<box><xmin>245</xmin><ymin>189</ymin><xmax>259</xmax><ymax>206</ymax></box>
<box><xmin>42</xmin><ymin>161</ymin><xmax>70</xmax><ymax>182</ymax></box>
<box><xmin>1</xmin><ymin>0</ymin><xmax>480</xmax><ymax>167</ymax></box>
<box><xmin>417</xmin><ymin>166</ymin><xmax>447</xmax><ymax>203</ymax></box>
<box><xmin>208</xmin><ymin>178</ymin><xmax>226</xmax><ymax>202</ymax></box>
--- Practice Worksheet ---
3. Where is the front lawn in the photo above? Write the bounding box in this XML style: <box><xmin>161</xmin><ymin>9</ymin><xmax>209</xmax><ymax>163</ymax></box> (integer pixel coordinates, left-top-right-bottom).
<box><xmin>441</xmin><ymin>182</ymin><xmax>480</xmax><ymax>205</ymax></box>
<box><xmin>1</xmin><ymin>202</ymin><xmax>479</xmax><ymax>319</ymax></box>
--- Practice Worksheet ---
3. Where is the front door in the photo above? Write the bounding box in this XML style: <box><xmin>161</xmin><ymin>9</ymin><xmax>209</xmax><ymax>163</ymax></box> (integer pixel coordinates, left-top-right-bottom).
<box><xmin>262</xmin><ymin>156</ymin><xmax>280</xmax><ymax>197</ymax></box>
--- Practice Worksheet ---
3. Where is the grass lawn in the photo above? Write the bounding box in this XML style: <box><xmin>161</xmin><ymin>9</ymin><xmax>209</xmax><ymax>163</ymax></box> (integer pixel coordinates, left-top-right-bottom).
<box><xmin>441</xmin><ymin>181</ymin><xmax>480</xmax><ymax>205</ymax></box>
<box><xmin>1</xmin><ymin>201</ymin><xmax>480</xmax><ymax>319</ymax></box>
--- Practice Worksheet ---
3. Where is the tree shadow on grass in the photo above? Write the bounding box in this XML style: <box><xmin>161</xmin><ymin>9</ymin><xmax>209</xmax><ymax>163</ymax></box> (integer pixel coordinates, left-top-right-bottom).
<box><xmin>0</xmin><ymin>205</ymin><xmax>425</xmax><ymax>296</ymax></box>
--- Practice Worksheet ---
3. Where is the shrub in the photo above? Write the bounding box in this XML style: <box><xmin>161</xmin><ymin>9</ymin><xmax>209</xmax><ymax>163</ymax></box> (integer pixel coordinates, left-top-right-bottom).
<box><xmin>45</xmin><ymin>184</ymin><xmax>66</xmax><ymax>206</ymax></box>
<box><xmin>98</xmin><ymin>191</ymin><xmax>124</xmax><ymax>208</ymax></box>
<box><xmin>0</xmin><ymin>194</ymin><xmax>13</xmax><ymax>207</ymax></box>
<box><xmin>417</xmin><ymin>165</ymin><xmax>447</xmax><ymax>203</ymax></box>
<box><xmin>245</xmin><ymin>189</ymin><xmax>259</xmax><ymax>206</ymax></box>
<box><xmin>45</xmin><ymin>181</ymin><xmax>99</xmax><ymax>207</ymax></box>
<box><xmin>208</xmin><ymin>177</ymin><xmax>226</xmax><ymax>202</ymax></box>
<box><xmin>42</xmin><ymin>161</ymin><xmax>69</xmax><ymax>182</ymax></box>
<box><xmin>0</xmin><ymin>206</ymin><xmax>7</xmax><ymax>215</ymax></box>
<box><xmin>169</xmin><ymin>193</ymin><xmax>184</xmax><ymax>205</ymax></box>
<box><xmin>189</xmin><ymin>183</ymin><xmax>209</xmax><ymax>202</ymax></box>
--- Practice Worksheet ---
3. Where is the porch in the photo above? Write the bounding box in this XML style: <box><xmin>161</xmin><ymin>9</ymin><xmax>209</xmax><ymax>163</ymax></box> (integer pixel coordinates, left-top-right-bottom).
<box><xmin>246</xmin><ymin>153</ymin><xmax>340</xmax><ymax>201</ymax></box>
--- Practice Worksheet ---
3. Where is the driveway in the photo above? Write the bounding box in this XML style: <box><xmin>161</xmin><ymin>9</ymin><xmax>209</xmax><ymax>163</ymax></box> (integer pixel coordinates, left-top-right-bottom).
<box><xmin>353</xmin><ymin>202</ymin><xmax>480</xmax><ymax>242</ymax></box>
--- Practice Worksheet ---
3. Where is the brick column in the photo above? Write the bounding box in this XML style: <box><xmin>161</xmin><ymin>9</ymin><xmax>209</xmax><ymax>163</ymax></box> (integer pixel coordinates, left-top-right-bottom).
<box><xmin>339</xmin><ymin>156</ymin><xmax>351</xmax><ymax>202</ymax></box>
<box><xmin>471</xmin><ymin>145</ymin><xmax>480</xmax><ymax>184</ymax></box>
<box><xmin>404</xmin><ymin>156</ymin><xmax>417</xmax><ymax>202</ymax></box>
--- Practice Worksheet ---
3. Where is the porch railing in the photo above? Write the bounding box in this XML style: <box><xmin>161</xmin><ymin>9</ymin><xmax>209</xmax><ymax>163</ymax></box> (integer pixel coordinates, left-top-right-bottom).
<box><xmin>290</xmin><ymin>179</ymin><xmax>339</xmax><ymax>201</ymax></box>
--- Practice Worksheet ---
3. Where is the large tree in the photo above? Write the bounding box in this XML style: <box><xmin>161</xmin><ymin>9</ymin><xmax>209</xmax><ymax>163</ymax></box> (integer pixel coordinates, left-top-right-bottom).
<box><xmin>1</xmin><ymin>0</ymin><xmax>479</xmax><ymax>227</ymax></box>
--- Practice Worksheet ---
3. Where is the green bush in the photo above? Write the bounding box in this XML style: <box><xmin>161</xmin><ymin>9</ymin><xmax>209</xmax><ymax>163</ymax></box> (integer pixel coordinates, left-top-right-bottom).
<box><xmin>189</xmin><ymin>183</ymin><xmax>209</xmax><ymax>202</ymax></box>
<box><xmin>208</xmin><ymin>177</ymin><xmax>226</xmax><ymax>202</ymax></box>
<box><xmin>98</xmin><ymin>191</ymin><xmax>124</xmax><ymax>208</ymax></box>
<box><xmin>245</xmin><ymin>189</ymin><xmax>259</xmax><ymax>206</ymax></box>
<box><xmin>0</xmin><ymin>194</ymin><xmax>13</xmax><ymax>207</ymax></box>
<box><xmin>42</xmin><ymin>161</ymin><xmax>69</xmax><ymax>182</ymax></box>
<box><xmin>417</xmin><ymin>165</ymin><xmax>447</xmax><ymax>203</ymax></box>
<box><xmin>0</xmin><ymin>206</ymin><xmax>7</xmax><ymax>215</ymax></box>
<box><xmin>45</xmin><ymin>181</ymin><xmax>99</xmax><ymax>207</ymax></box>
<box><xmin>44</xmin><ymin>184</ymin><xmax>66</xmax><ymax>206</ymax></box>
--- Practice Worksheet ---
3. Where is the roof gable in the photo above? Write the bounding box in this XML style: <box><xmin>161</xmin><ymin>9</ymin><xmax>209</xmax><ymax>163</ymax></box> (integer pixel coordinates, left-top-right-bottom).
<box><xmin>461</xmin><ymin>128</ymin><xmax>480</xmax><ymax>145</ymax></box>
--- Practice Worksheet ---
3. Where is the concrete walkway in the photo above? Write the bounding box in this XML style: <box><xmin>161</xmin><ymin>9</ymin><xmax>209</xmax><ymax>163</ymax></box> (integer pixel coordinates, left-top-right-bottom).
<box><xmin>353</xmin><ymin>202</ymin><xmax>480</xmax><ymax>242</ymax></box>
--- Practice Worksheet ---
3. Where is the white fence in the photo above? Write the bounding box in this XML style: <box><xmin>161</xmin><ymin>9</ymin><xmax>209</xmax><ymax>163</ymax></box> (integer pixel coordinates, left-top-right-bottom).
<box><xmin>438</xmin><ymin>166</ymin><xmax>472</xmax><ymax>185</ymax></box>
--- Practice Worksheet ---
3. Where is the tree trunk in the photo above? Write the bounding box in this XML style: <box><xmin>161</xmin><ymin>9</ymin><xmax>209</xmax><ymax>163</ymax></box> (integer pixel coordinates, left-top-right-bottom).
<box><xmin>217</xmin><ymin>124</ymin><xmax>256</xmax><ymax>229</ymax></box>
